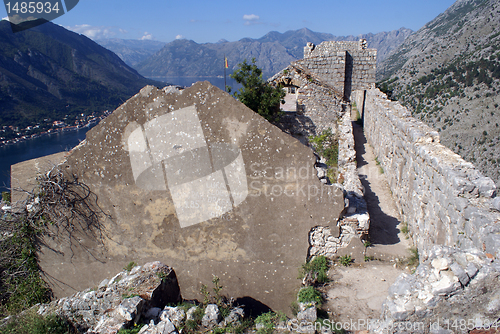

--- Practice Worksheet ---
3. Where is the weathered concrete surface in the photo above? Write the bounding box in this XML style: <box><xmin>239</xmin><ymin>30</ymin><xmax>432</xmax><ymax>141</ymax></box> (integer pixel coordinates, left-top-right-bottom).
<box><xmin>10</xmin><ymin>151</ymin><xmax>67</xmax><ymax>202</ymax></box>
<box><xmin>39</xmin><ymin>82</ymin><xmax>344</xmax><ymax>313</ymax></box>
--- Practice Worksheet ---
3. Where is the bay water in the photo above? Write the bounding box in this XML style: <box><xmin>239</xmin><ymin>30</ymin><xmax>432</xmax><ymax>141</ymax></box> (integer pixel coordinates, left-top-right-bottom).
<box><xmin>0</xmin><ymin>77</ymin><xmax>242</xmax><ymax>193</ymax></box>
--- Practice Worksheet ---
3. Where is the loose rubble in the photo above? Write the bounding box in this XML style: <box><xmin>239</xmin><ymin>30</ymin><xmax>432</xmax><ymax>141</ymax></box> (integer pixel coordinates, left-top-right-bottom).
<box><xmin>375</xmin><ymin>245</ymin><xmax>500</xmax><ymax>334</ymax></box>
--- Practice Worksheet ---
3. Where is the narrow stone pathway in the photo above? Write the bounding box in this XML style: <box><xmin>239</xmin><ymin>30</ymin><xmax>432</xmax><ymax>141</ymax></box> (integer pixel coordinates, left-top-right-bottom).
<box><xmin>353</xmin><ymin>122</ymin><xmax>411</xmax><ymax>261</ymax></box>
<box><xmin>323</xmin><ymin>121</ymin><xmax>412</xmax><ymax>329</ymax></box>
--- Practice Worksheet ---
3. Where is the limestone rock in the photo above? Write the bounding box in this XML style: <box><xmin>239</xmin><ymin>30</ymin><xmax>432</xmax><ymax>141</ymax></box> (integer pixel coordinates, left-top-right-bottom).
<box><xmin>449</xmin><ymin>262</ymin><xmax>469</xmax><ymax>286</ymax></box>
<box><xmin>297</xmin><ymin>306</ymin><xmax>317</xmax><ymax>323</ymax></box>
<box><xmin>140</xmin><ymin>318</ymin><xmax>177</xmax><ymax>334</ymax></box>
<box><xmin>117</xmin><ymin>296</ymin><xmax>144</xmax><ymax>322</ymax></box>
<box><xmin>378</xmin><ymin>245</ymin><xmax>500</xmax><ymax>333</ymax></box>
<box><xmin>201</xmin><ymin>304</ymin><xmax>221</xmax><ymax>328</ymax></box>
<box><xmin>37</xmin><ymin>262</ymin><xmax>181</xmax><ymax>333</ymax></box>
<box><xmin>159</xmin><ymin>306</ymin><xmax>185</xmax><ymax>328</ymax></box>
<box><xmin>186</xmin><ymin>306</ymin><xmax>199</xmax><ymax>321</ymax></box>
<box><xmin>223</xmin><ymin>307</ymin><xmax>244</xmax><ymax>326</ymax></box>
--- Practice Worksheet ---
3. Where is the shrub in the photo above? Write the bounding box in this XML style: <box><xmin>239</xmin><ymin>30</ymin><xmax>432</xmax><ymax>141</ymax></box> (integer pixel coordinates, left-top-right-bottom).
<box><xmin>1</xmin><ymin>191</ymin><xmax>11</xmax><ymax>204</ymax></box>
<box><xmin>255</xmin><ymin>311</ymin><xmax>286</xmax><ymax>334</ymax></box>
<box><xmin>229</xmin><ymin>58</ymin><xmax>285</xmax><ymax>123</ymax></box>
<box><xmin>300</xmin><ymin>255</ymin><xmax>329</xmax><ymax>285</ymax></box>
<box><xmin>309</xmin><ymin>128</ymin><xmax>339</xmax><ymax>168</ymax></box>
<box><xmin>123</xmin><ymin>261</ymin><xmax>137</xmax><ymax>273</ymax></box>
<box><xmin>2</xmin><ymin>312</ymin><xmax>75</xmax><ymax>334</ymax></box>
<box><xmin>297</xmin><ymin>286</ymin><xmax>323</xmax><ymax>306</ymax></box>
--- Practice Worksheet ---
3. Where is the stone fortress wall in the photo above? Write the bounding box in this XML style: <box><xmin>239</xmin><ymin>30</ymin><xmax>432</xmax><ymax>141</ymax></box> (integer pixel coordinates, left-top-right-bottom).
<box><xmin>296</xmin><ymin>40</ymin><xmax>500</xmax><ymax>328</ymax></box>
<box><xmin>300</xmin><ymin>39</ymin><xmax>377</xmax><ymax>99</ymax></box>
<box><xmin>358</xmin><ymin>89</ymin><xmax>500</xmax><ymax>260</ymax></box>
<box><xmin>297</xmin><ymin>38</ymin><xmax>499</xmax><ymax>261</ymax></box>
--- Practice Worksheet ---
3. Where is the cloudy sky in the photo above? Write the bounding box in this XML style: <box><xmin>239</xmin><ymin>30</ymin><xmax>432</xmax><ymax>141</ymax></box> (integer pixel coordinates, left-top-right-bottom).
<box><xmin>1</xmin><ymin>0</ymin><xmax>457</xmax><ymax>42</ymax></box>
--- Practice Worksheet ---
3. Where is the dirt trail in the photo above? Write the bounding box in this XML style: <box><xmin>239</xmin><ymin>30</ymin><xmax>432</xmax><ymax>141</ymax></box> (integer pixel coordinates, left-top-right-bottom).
<box><xmin>323</xmin><ymin>121</ymin><xmax>412</xmax><ymax>329</ymax></box>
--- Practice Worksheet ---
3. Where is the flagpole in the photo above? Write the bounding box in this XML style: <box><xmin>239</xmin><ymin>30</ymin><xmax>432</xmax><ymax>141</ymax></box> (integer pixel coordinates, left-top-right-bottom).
<box><xmin>224</xmin><ymin>55</ymin><xmax>227</xmax><ymax>92</ymax></box>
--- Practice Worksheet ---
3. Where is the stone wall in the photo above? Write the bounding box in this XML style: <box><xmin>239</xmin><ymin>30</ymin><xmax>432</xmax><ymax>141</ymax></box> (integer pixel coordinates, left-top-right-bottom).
<box><xmin>295</xmin><ymin>53</ymin><xmax>347</xmax><ymax>95</ymax></box>
<box><xmin>269</xmin><ymin>62</ymin><xmax>369</xmax><ymax>262</ymax></box>
<box><xmin>299</xmin><ymin>40</ymin><xmax>376</xmax><ymax>99</ymax></box>
<box><xmin>363</xmin><ymin>88</ymin><xmax>500</xmax><ymax>260</ymax></box>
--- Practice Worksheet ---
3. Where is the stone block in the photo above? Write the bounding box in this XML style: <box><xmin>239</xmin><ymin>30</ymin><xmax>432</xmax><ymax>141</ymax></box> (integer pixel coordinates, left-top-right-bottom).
<box><xmin>483</xmin><ymin>233</ymin><xmax>500</xmax><ymax>258</ymax></box>
<box><xmin>465</xmin><ymin>263</ymin><xmax>479</xmax><ymax>279</ymax></box>
<box><xmin>431</xmin><ymin>270</ymin><xmax>460</xmax><ymax>296</ymax></box>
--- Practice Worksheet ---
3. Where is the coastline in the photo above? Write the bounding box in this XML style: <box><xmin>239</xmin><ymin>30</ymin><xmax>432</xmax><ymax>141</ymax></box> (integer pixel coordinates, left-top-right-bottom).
<box><xmin>0</xmin><ymin>112</ymin><xmax>109</xmax><ymax>148</ymax></box>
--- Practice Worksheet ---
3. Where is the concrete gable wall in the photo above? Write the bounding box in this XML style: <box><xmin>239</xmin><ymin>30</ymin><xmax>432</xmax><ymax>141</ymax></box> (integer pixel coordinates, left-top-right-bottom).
<box><xmin>35</xmin><ymin>82</ymin><xmax>344</xmax><ymax>313</ymax></box>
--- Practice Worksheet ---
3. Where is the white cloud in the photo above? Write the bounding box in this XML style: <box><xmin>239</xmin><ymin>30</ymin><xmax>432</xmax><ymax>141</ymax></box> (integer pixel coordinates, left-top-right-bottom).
<box><xmin>243</xmin><ymin>14</ymin><xmax>259</xmax><ymax>21</ymax></box>
<box><xmin>65</xmin><ymin>24</ymin><xmax>117</xmax><ymax>40</ymax></box>
<box><xmin>175</xmin><ymin>35</ymin><xmax>185</xmax><ymax>40</ymax></box>
<box><xmin>141</xmin><ymin>32</ymin><xmax>153</xmax><ymax>40</ymax></box>
<box><xmin>243</xmin><ymin>14</ymin><xmax>262</xmax><ymax>26</ymax></box>
<box><xmin>2</xmin><ymin>17</ymin><xmax>9</xmax><ymax>21</ymax></box>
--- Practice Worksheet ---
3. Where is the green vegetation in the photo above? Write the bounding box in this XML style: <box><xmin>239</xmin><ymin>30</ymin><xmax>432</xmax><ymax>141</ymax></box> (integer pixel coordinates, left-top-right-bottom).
<box><xmin>309</xmin><ymin>128</ymin><xmax>339</xmax><ymax>182</ymax></box>
<box><xmin>123</xmin><ymin>261</ymin><xmax>137</xmax><ymax>273</ymax></box>
<box><xmin>2</xmin><ymin>191</ymin><xmax>11</xmax><ymax>204</ymax></box>
<box><xmin>299</xmin><ymin>255</ymin><xmax>329</xmax><ymax>284</ymax></box>
<box><xmin>254</xmin><ymin>311</ymin><xmax>287</xmax><ymax>334</ymax></box>
<box><xmin>376</xmin><ymin>77</ymin><xmax>399</xmax><ymax>100</ymax></box>
<box><xmin>117</xmin><ymin>324</ymin><xmax>144</xmax><ymax>334</ymax></box>
<box><xmin>200</xmin><ymin>275</ymin><xmax>232</xmax><ymax>318</ymax></box>
<box><xmin>407</xmin><ymin>247</ymin><xmax>419</xmax><ymax>268</ymax></box>
<box><xmin>0</xmin><ymin>168</ymin><xmax>104</xmax><ymax>317</ymax></box>
<box><xmin>297</xmin><ymin>286</ymin><xmax>323</xmax><ymax>307</ymax></box>
<box><xmin>0</xmin><ymin>214</ymin><xmax>52</xmax><ymax>316</ymax></box>
<box><xmin>2</xmin><ymin>311</ymin><xmax>76</xmax><ymax>334</ymax></box>
<box><xmin>400</xmin><ymin>222</ymin><xmax>410</xmax><ymax>238</ymax></box>
<box><xmin>228</xmin><ymin>58</ymin><xmax>285</xmax><ymax>123</ymax></box>
<box><xmin>374</xmin><ymin>157</ymin><xmax>384</xmax><ymax>174</ymax></box>
<box><xmin>338</xmin><ymin>255</ymin><xmax>353</xmax><ymax>267</ymax></box>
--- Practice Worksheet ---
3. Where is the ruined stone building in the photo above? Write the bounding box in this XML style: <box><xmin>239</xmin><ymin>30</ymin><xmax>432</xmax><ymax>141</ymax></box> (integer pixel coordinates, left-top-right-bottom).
<box><xmin>10</xmin><ymin>38</ymin><xmax>500</xmax><ymax>328</ymax></box>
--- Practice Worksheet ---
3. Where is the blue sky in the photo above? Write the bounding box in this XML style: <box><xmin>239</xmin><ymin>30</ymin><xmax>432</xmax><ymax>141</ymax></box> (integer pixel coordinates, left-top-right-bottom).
<box><xmin>2</xmin><ymin>0</ymin><xmax>457</xmax><ymax>42</ymax></box>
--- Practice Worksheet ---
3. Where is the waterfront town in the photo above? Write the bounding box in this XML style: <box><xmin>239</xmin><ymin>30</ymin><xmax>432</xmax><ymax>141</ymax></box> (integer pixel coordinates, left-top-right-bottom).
<box><xmin>0</xmin><ymin>110</ymin><xmax>111</xmax><ymax>146</ymax></box>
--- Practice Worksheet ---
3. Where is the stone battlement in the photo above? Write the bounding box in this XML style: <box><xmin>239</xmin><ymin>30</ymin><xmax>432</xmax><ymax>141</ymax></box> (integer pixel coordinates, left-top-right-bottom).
<box><xmin>304</xmin><ymin>39</ymin><xmax>369</xmax><ymax>58</ymax></box>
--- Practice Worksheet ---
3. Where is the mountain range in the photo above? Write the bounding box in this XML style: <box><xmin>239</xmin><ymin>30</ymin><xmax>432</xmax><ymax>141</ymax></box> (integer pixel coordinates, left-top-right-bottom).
<box><xmin>0</xmin><ymin>19</ymin><xmax>159</xmax><ymax>135</ymax></box>
<box><xmin>96</xmin><ymin>38</ymin><xmax>166</xmax><ymax>67</ymax></box>
<box><xmin>377</xmin><ymin>0</ymin><xmax>500</xmax><ymax>187</ymax></box>
<box><xmin>101</xmin><ymin>27</ymin><xmax>413</xmax><ymax>79</ymax></box>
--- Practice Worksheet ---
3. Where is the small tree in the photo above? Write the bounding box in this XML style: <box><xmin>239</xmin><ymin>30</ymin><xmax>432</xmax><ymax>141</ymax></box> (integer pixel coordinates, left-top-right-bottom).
<box><xmin>228</xmin><ymin>58</ymin><xmax>285</xmax><ymax>122</ymax></box>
